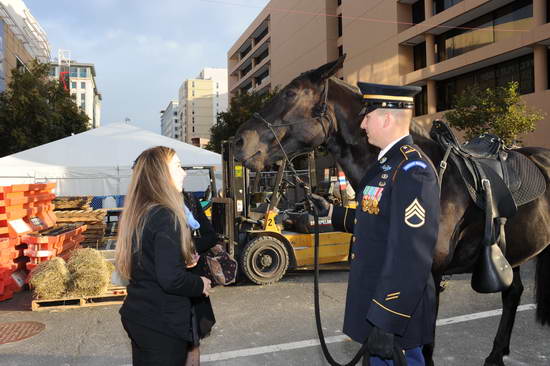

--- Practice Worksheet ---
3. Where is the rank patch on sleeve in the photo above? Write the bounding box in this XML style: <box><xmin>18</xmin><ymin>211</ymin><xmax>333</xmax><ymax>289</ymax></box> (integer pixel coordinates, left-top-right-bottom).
<box><xmin>404</xmin><ymin>198</ymin><xmax>425</xmax><ymax>227</ymax></box>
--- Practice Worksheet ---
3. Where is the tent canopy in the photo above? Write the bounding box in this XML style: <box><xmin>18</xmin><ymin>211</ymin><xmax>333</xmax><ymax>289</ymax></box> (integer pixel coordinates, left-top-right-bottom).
<box><xmin>0</xmin><ymin>123</ymin><xmax>222</xmax><ymax>196</ymax></box>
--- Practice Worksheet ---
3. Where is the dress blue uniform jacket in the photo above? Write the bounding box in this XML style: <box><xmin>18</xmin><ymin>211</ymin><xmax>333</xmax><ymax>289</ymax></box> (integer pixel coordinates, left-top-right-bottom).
<box><xmin>332</xmin><ymin>135</ymin><xmax>440</xmax><ymax>349</ymax></box>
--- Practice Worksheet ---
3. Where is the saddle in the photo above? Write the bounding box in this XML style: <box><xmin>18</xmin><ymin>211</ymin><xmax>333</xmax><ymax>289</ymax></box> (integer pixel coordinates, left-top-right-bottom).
<box><xmin>430</xmin><ymin>120</ymin><xmax>546</xmax><ymax>293</ymax></box>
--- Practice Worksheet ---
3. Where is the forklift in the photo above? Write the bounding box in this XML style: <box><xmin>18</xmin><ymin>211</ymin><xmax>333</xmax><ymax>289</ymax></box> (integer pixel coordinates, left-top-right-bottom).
<box><xmin>211</xmin><ymin>139</ymin><xmax>354</xmax><ymax>285</ymax></box>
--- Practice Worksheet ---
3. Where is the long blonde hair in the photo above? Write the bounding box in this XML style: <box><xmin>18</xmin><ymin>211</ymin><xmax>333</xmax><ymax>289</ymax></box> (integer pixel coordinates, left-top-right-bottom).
<box><xmin>115</xmin><ymin>146</ymin><xmax>193</xmax><ymax>280</ymax></box>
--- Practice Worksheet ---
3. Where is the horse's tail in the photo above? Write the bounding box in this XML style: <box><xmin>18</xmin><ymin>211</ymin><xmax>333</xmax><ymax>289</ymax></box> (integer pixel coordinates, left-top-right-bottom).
<box><xmin>536</xmin><ymin>245</ymin><xmax>550</xmax><ymax>325</ymax></box>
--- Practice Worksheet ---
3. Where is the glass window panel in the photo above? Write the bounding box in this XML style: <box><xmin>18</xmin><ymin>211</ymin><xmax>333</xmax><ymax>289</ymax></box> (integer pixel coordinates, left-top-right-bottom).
<box><xmin>413</xmin><ymin>42</ymin><xmax>427</xmax><ymax>70</ymax></box>
<box><xmin>494</xmin><ymin>1</ymin><xmax>533</xmax><ymax>42</ymax></box>
<box><xmin>495</xmin><ymin>60</ymin><xmax>519</xmax><ymax>88</ymax></box>
<box><xmin>519</xmin><ymin>54</ymin><xmax>534</xmax><ymax>94</ymax></box>
<box><xmin>79</xmin><ymin>68</ymin><xmax>87</xmax><ymax>77</ymax></box>
<box><xmin>476</xmin><ymin>67</ymin><xmax>496</xmax><ymax>91</ymax></box>
<box><xmin>70</xmin><ymin>67</ymin><xmax>77</xmax><ymax>77</ymax></box>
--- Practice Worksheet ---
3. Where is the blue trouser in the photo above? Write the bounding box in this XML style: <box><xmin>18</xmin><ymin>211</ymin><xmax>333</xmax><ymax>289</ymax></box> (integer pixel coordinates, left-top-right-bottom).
<box><xmin>364</xmin><ymin>346</ymin><xmax>424</xmax><ymax>366</ymax></box>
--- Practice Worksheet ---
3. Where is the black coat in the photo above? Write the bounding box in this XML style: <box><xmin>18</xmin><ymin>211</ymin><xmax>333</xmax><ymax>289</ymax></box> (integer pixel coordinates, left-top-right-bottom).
<box><xmin>331</xmin><ymin>135</ymin><xmax>440</xmax><ymax>349</ymax></box>
<box><xmin>119</xmin><ymin>206</ymin><xmax>204</xmax><ymax>342</ymax></box>
<box><xmin>185</xmin><ymin>192</ymin><xmax>218</xmax><ymax>338</ymax></box>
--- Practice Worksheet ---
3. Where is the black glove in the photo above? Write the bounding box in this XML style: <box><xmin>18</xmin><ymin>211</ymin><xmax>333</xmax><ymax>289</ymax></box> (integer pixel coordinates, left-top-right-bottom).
<box><xmin>309</xmin><ymin>194</ymin><xmax>331</xmax><ymax>217</ymax></box>
<box><xmin>366</xmin><ymin>326</ymin><xmax>395</xmax><ymax>360</ymax></box>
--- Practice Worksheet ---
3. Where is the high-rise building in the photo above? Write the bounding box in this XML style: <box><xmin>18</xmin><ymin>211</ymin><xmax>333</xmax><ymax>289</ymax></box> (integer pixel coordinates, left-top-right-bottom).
<box><xmin>0</xmin><ymin>0</ymin><xmax>50</xmax><ymax>92</ymax></box>
<box><xmin>177</xmin><ymin>68</ymin><xmax>228</xmax><ymax>148</ymax></box>
<box><xmin>228</xmin><ymin>0</ymin><xmax>550</xmax><ymax>147</ymax></box>
<box><xmin>160</xmin><ymin>100</ymin><xmax>180</xmax><ymax>140</ymax></box>
<box><xmin>49</xmin><ymin>59</ymin><xmax>102</xmax><ymax>129</ymax></box>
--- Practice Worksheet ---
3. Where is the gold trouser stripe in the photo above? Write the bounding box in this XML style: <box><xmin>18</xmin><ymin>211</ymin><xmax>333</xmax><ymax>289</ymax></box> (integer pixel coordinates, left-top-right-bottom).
<box><xmin>372</xmin><ymin>299</ymin><xmax>411</xmax><ymax>318</ymax></box>
<box><xmin>363</xmin><ymin>95</ymin><xmax>414</xmax><ymax>102</ymax></box>
<box><xmin>343</xmin><ymin>208</ymin><xmax>349</xmax><ymax>233</ymax></box>
<box><xmin>387</xmin><ymin>292</ymin><xmax>400</xmax><ymax>297</ymax></box>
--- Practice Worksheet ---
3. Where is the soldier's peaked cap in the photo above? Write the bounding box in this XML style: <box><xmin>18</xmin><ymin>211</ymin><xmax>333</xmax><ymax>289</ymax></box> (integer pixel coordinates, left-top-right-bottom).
<box><xmin>357</xmin><ymin>82</ymin><xmax>422</xmax><ymax>114</ymax></box>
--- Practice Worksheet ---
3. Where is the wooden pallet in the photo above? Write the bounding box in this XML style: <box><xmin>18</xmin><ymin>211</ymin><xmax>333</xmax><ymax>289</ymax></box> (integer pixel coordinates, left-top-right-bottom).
<box><xmin>31</xmin><ymin>286</ymin><xmax>126</xmax><ymax>311</ymax></box>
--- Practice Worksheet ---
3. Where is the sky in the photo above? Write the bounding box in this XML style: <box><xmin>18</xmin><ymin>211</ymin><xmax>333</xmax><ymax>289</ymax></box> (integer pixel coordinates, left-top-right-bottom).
<box><xmin>24</xmin><ymin>0</ymin><xmax>270</xmax><ymax>133</ymax></box>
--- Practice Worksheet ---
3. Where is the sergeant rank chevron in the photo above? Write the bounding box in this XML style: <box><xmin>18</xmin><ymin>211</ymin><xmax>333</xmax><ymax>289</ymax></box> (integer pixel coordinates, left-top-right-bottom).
<box><xmin>404</xmin><ymin>198</ymin><xmax>426</xmax><ymax>228</ymax></box>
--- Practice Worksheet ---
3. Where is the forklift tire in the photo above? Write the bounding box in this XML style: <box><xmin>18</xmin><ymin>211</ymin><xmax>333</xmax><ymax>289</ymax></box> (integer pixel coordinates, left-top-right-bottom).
<box><xmin>239</xmin><ymin>236</ymin><xmax>289</xmax><ymax>285</ymax></box>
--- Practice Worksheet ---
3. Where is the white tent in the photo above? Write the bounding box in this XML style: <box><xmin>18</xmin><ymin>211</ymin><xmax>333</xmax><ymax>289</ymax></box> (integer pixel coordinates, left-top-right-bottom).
<box><xmin>0</xmin><ymin>123</ymin><xmax>222</xmax><ymax>197</ymax></box>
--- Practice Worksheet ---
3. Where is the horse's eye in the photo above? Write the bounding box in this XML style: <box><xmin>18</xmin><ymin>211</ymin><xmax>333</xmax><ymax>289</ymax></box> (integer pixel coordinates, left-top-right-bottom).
<box><xmin>285</xmin><ymin>90</ymin><xmax>296</xmax><ymax>98</ymax></box>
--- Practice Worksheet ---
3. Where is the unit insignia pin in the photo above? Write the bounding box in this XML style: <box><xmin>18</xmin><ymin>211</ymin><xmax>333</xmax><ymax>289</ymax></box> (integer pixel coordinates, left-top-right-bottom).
<box><xmin>382</xmin><ymin>164</ymin><xmax>392</xmax><ymax>171</ymax></box>
<box><xmin>381</xmin><ymin>173</ymin><xmax>389</xmax><ymax>179</ymax></box>
<box><xmin>379</xmin><ymin>156</ymin><xmax>387</xmax><ymax>164</ymax></box>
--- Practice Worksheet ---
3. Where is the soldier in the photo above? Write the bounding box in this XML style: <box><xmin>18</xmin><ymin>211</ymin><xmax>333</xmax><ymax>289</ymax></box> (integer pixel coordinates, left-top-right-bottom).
<box><xmin>311</xmin><ymin>82</ymin><xmax>440</xmax><ymax>365</ymax></box>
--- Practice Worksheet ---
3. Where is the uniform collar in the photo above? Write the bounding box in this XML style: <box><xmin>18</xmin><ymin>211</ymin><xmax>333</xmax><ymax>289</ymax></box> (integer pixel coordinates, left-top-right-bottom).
<box><xmin>377</xmin><ymin>135</ymin><xmax>412</xmax><ymax>164</ymax></box>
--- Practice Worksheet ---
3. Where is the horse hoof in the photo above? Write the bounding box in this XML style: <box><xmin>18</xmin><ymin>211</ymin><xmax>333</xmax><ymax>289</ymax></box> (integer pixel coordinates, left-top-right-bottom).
<box><xmin>484</xmin><ymin>357</ymin><xmax>505</xmax><ymax>366</ymax></box>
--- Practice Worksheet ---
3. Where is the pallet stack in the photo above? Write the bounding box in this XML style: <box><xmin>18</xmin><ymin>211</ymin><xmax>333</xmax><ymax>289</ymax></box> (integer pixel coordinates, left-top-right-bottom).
<box><xmin>54</xmin><ymin>209</ymin><xmax>107</xmax><ymax>248</ymax></box>
<box><xmin>53</xmin><ymin>196</ymin><xmax>93</xmax><ymax>211</ymax></box>
<box><xmin>0</xmin><ymin>184</ymin><xmax>88</xmax><ymax>302</ymax></box>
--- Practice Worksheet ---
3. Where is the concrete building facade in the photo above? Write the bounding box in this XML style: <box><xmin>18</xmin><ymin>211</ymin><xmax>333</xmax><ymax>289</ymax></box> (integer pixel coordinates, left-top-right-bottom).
<box><xmin>228</xmin><ymin>0</ymin><xmax>550</xmax><ymax>147</ymax></box>
<box><xmin>50</xmin><ymin>61</ymin><xmax>102</xmax><ymax>128</ymax></box>
<box><xmin>177</xmin><ymin>68</ymin><xmax>228</xmax><ymax>147</ymax></box>
<box><xmin>160</xmin><ymin>100</ymin><xmax>180</xmax><ymax>140</ymax></box>
<box><xmin>0</xmin><ymin>0</ymin><xmax>50</xmax><ymax>92</ymax></box>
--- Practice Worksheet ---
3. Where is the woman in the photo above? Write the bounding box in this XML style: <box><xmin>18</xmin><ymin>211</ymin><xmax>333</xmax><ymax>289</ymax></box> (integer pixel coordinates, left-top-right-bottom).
<box><xmin>116</xmin><ymin>146</ymin><xmax>211</xmax><ymax>365</ymax></box>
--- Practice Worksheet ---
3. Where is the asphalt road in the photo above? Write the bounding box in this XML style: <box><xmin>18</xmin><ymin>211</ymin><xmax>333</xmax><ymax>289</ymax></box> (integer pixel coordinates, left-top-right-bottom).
<box><xmin>0</xmin><ymin>260</ymin><xmax>549</xmax><ymax>366</ymax></box>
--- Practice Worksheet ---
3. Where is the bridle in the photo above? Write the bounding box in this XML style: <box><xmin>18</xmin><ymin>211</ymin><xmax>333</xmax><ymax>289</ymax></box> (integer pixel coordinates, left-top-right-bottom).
<box><xmin>252</xmin><ymin>78</ymin><xmax>337</xmax><ymax>174</ymax></box>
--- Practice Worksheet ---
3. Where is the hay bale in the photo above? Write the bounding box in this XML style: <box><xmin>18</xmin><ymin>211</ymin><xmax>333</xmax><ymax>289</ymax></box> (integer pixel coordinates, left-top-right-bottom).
<box><xmin>29</xmin><ymin>257</ymin><xmax>70</xmax><ymax>299</ymax></box>
<box><xmin>66</xmin><ymin>248</ymin><xmax>114</xmax><ymax>296</ymax></box>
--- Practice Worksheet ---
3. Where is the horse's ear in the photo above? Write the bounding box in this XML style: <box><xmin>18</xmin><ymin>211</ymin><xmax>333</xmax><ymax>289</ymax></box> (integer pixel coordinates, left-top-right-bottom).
<box><xmin>309</xmin><ymin>54</ymin><xmax>346</xmax><ymax>82</ymax></box>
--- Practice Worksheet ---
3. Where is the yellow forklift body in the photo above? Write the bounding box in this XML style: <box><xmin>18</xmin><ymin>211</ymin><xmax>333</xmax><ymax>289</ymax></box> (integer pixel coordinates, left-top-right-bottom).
<box><xmin>284</xmin><ymin>231</ymin><xmax>352</xmax><ymax>266</ymax></box>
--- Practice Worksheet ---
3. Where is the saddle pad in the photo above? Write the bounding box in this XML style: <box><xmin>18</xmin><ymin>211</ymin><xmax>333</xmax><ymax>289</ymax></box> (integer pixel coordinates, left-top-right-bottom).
<box><xmin>456</xmin><ymin>151</ymin><xmax>546</xmax><ymax>209</ymax></box>
<box><xmin>507</xmin><ymin>151</ymin><xmax>546</xmax><ymax>206</ymax></box>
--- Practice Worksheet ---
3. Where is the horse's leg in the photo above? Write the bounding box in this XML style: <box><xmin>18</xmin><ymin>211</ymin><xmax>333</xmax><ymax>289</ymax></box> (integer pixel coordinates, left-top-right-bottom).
<box><xmin>484</xmin><ymin>266</ymin><xmax>523</xmax><ymax>366</ymax></box>
<box><xmin>422</xmin><ymin>272</ymin><xmax>442</xmax><ymax>366</ymax></box>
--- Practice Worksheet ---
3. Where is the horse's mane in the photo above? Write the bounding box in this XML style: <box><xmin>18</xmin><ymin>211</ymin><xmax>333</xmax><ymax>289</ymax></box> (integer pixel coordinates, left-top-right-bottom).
<box><xmin>410</xmin><ymin>119</ymin><xmax>431</xmax><ymax>139</ymax></box>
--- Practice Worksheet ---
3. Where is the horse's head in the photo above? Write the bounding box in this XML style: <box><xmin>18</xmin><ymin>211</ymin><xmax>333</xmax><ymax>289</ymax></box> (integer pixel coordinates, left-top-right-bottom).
<box><xmin>234</xmin><ymin>55</ymin><xmax>358</xmax><ymax>171</ymax></box>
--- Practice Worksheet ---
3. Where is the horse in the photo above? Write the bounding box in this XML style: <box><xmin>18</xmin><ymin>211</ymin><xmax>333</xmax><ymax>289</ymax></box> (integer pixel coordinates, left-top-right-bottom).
<box><xmin>232</xmin><ymin>55</ymin><xmax>550</xmax><ymax>366</ymax></box>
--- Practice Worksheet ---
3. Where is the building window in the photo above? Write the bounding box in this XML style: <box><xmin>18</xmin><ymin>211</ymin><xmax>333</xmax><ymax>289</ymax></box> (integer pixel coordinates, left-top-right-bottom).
<box><xmin>435</xmin><ymin>0</ymin><xmax>532</xmax><ymax>62</ymax></box>
<box><xmin>70</xmin><ymin>67</ymin><xmax>78</xmax><ymax>77</ymax></box>
<box><xmin>81</xmin><ymin>82</ymin><xmax>86</xmax><ymax>89</ymax></box>
<box><xmin>413</xmin><ymin>42</ymin><xmax>427</xmax><ymax>70</ymax></box>
<box><xmin>255</xmin><ymin>69</ymin><xmax>269</xmax><ymax>85</ymax></box>
<box><xmin>192</xmin><ymin>91</ymin><xmax>195</xmax><ymax>97</ymax></box>
<box><xmin>436</xmin><ymin>53</ymin><xmax>534</xmax><ymax>111</ymax></box>
<box><xmin>79</xmin><ymin>68</ymin><xmax>87</xmax><ymax>77</ymax></box>
<box><xmin>71</xmin><ymin>81</ymin><xmax>77</xmax><ymax>89</ymax></box>
<box><xmin>337</xmin><ymin>0</ymin><xmax>341</xmax><ymax>6</ymax></box>
<box><xmin>254</xmin><ymin>27</ymin><xmax>269</xmax><ymax>44</ymax></box>
<box><xmin>255</xmin><ymin>49</ymin><xmax>269</xmax><ymax>65</ymax></box>
<box><xmin>216</xmin><ymin>82</ymin><xmax>219</xmax><ymax>89</ymax></box>
<box><xmin>49</xmin><ymin>66</ymin><xmax>57</xmax><ymax>76</ymax></box>
<box><xmin>175</xmin><ymin>134</ymin><xmax>179</xmax><ymax>139</ymax></box>
<box><xmin>241</xmin><ymin>63</ymin><xmax>252</xmax><ymax>76</ymax></box>
<box><xmin>192</xmin><ymin>81</ymin><xmax>195</xmax><ymax>87</ymax></box>
<box><xmin>337</xmin><ymin>13</ymin><xmax>343</xmax><ymax>37</ymax></box>
<box><xmin>192</xmin><ymin>126</ymin><xmax>195</xmax><ymax>132</ymax></box>
<box><xmin>414</xmin><ymin>85</ymin><xmax>428</xmax><ymax>116</ymax></box>
<box><xmin>174</xmin><ymin>111</ymin><xmax>177</xmax><ymax>116</ymax></box>
<box><xmin>338</xmin><ymin>45</ymin><xmax>344</xmax><ymax>57</ymax></box>
<box><xmin>433</xmin><ymin>0</ymin><xmax>463</xmax><ymax>15</ymax></box>
<box><xmin>412</xmin><ymin>0</ymin><xmax>425</xmax><ymax>24</ymax></box>
<box><xmin>240</xmin><ymin>43</ymin><xmax>252</xmax><ymax>59</ymax></box>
